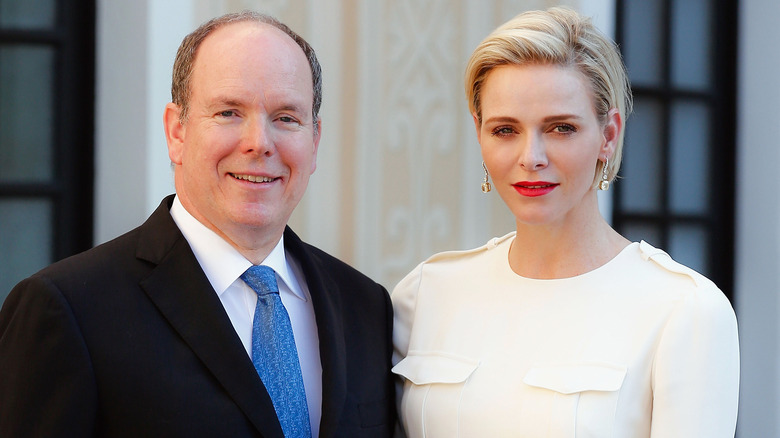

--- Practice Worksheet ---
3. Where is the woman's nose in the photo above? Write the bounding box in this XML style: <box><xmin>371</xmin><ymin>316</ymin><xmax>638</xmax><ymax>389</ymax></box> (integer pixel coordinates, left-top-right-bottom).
<box><xmin>518</xmin><ymin>133</ymin><xmax>548</xmax><ymax>170</ymax></box>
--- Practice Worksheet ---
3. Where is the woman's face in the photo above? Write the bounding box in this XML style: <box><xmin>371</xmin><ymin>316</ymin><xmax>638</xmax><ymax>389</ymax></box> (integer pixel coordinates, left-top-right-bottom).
<box><xmin>475</xmin><ymin>63</ymin><xmax>619</xmax><ymax>228</ymax></box>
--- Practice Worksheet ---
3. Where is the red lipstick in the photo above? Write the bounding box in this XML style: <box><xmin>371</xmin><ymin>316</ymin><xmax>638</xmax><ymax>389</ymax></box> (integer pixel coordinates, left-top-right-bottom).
<box><xmin>512</xmin><ymin>181</ymin><xmax>558</xmax><ymax>197</ymax></box>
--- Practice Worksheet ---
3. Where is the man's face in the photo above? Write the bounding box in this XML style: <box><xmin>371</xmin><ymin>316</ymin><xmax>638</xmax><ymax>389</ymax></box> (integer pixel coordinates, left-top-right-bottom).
<box><xmin>166</xmin><ymin>22</ymin><xmax>320</xmax><ymax>248</ymax></box>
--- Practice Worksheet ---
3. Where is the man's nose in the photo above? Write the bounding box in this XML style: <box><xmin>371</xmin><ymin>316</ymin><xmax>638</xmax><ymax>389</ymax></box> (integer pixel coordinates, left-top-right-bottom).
<box><xmin>242</xmin><ymin>117</ymin><xmax>273</xmax><ymax>155</ymax></box>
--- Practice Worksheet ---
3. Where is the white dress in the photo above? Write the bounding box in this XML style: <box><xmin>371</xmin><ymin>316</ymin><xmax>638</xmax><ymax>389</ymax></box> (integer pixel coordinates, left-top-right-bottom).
<box><xmin>391</xmin><ymin>233</ymin><xmax>739</xmax><ymax>438</ymax></box>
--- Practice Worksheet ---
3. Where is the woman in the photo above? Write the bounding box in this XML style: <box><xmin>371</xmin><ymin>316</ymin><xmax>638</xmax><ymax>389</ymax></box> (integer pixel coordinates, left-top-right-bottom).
<box><xmin>391</xmin><ymin>7</ymin><xmax>739</xmax><ymax>437</ymax></box>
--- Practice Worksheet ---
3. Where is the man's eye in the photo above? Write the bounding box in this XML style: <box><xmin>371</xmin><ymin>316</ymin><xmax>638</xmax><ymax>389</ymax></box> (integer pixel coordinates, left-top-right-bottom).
<box><xmin>219</xmin><ymin>110</ymin><xmax>235</xmax><ymax>117</ymax></box>
<box><xmin>278</xmin><ymin>116</ymin><xmax>298</xmax><ymax>124</ymax></box>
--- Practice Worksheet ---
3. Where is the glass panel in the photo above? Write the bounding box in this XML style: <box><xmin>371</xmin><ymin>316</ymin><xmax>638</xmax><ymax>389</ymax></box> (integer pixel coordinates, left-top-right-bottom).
<box><xmin>669</xmin><ymin>101</ymin><xmax>710</xmax><ymax>214</ymax></box>
<box><xmin>669</xmin><ymin>224</ymin><xmax>708</xmax><ymax>275</ymax></box>
<box><xmin>0</xmin><ymin>0</ymin><xmax>56</xmax><ymax>29</ymax></box>
<box><xmin>670</xmin><ymin>0</ymin><xmax>712</xmax><ymax>90</ymax></box>
<box><xmin>0</xmin><ymin>45</ymin><xmax>55</xmax><ymax>183</ymax></box>
<box><xmin>620</xmin><ymin>98</ymin><xmax>663</xmax><ymax>213</ymax></box>
<box><xmin>0</xmin><ymin>199</ymin><xmax>53</xmax><ymax>304</ymax></box>
<box><xmin>622</xmin><ymin>222</ymin><xmax>662</xmax><ymax>248</ymax></box>
<box><xmin>622</xmin><ymin>0</ymin><xmax>664</xmax><ymax>87</ymax></box>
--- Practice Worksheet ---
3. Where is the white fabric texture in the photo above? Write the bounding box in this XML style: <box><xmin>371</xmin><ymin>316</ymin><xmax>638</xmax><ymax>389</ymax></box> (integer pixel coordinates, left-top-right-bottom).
<box><xmin>392</xmin><ymin>232</ymin><xmax>739</xmax><ymax>438</ymax></box>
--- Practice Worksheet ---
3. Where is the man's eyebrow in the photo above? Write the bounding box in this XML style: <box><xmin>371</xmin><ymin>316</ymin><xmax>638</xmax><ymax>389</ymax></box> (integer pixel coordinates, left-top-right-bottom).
<box><xmin>207</xmin><ymin>97</ymin><xmax>308</xmax><ymax>115</ymax></box>
<box><xmin>276</xmin><ymin>103</ymin><xmax>306</xmax><ymax>114</ymax></box>
<box><xmin>209</xmin><ymin>96</ymin><xmax>245</xmax><ymax>108</ymax></box>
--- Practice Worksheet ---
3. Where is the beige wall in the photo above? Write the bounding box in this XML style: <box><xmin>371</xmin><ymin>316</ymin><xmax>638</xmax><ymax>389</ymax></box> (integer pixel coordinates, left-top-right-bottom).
<box><xmin>97</xmin><ymin>0</ymin><xmax>593</xmax><ymax>290</ymax></box>
<box><xmin>188</xmin><ymin>0</ymin><xmax>581</xmax><ymax>290</ymax></box>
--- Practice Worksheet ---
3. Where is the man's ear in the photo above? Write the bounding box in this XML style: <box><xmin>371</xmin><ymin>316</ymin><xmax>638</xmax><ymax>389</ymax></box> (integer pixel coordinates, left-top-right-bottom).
<box><xmin>310</xmin><ymin>117</ymin><xmax>322</xmax><ymax>174</ymax></box>
<box><xmin>164</xmin><ymin>102</ymin><xmax>185</xmax><ymax>165</ymax></box>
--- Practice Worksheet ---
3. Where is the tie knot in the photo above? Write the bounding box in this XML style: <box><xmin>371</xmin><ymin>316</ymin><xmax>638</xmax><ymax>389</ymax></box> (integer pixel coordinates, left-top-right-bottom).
<box><xmin>240</xmin><ymin>265</ymin><xmax>279</xmax><ymax>296</ymax></box>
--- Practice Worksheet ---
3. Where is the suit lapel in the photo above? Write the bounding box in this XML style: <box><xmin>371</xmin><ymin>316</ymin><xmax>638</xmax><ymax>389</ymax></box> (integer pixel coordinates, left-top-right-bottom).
<box><xmin>135</xmin><ymin>197</ymin><xmax>285</xmax><ymax>438</ymax></box>
<box><xmin>284</xmin><ymin>228</ymin><xmax>347</xmax><ymax>438</ymax></box>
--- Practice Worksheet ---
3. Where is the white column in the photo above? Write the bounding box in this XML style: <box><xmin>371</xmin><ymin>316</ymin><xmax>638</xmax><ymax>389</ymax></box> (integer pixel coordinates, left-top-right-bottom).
<box><xmin>146</xmin><ymin>0</ymin><xmax>194</xmax><ymax>214</ymax></box>
<box><xmin>94</xmin><ymin>0</ymin><xmax>150</xmax><ymax>243</ymax></box>
<box><xmin>736</xmin><ymin>0</ymin><xmax>780</xmax><ymax>436</ymax></box>
<box><xmin>95</xmin><ymin>0</ymin><xmax>194</xmax><ymax>244</ymax></box>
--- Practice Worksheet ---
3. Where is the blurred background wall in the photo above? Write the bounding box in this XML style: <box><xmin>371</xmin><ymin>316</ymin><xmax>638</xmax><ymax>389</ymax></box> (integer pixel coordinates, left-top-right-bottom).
<box><xmin>94</xmin><ymin>0</ymin><xmax>603</xmax><ymax>289</ymax></box>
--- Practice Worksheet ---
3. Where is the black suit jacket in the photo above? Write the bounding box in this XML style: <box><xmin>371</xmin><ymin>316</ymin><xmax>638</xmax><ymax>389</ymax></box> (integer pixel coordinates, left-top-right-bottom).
<box><xmin>0</xmin><ymin>196</ymin><xmax>396</xmax><ymax>437</ymax></box>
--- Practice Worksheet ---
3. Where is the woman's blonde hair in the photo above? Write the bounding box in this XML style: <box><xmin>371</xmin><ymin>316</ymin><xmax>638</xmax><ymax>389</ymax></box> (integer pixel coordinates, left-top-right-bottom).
<box><xmin>465</xmin><ymin>7</ymin><xmax>632</xmax><ymax>182</ymax></box>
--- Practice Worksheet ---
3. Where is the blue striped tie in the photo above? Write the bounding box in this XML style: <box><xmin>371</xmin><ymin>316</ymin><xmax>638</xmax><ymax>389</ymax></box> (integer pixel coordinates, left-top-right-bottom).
<box><xmin>241</xmin><ymin>265</ymin><xmax>312</xmax><ymax>438</ymax></box>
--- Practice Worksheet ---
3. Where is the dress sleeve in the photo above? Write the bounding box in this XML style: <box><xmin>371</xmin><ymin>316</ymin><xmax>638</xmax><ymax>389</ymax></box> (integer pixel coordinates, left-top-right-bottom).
<box><xmin>0</xmin><ymin>276</ymin><xmax>97</xmax><ymax>437</ymax></box>
<box><xmin>390</xmin><ymin>262</ymin><xmax>424</xmax><ymax>368</ymax></box>
<box><xmin>390</xmin><ymin>263</ymin><xmax>426</xmax><ymax>438</ymax></box>
<box><xmin>649</xmin><ymin>282</ymin><xmax>739</xmax><ymax>437</ymax></box>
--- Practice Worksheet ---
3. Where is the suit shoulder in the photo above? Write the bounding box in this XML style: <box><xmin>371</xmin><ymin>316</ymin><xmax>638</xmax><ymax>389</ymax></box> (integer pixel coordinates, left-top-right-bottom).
<box><xmin>31</xmin><ymin>198</ymin><xmax>182</xmax><ymax>287</ymax></box>
<box><xmin>42</xmin><ymin>225</ymin><xmax>144</xmax><ymax>277</ymax></box>
<box><xmin>282</xmin><ymin>226</ymin><xmax>380</xmax><ymax>285</ymax></box>
<box><xmin>300</xmin><ymin>241</ymin><xmax>381</xmax><ymax>285</ymax></box>
<box><xmin>10</xmin><ymin>225</ymin><xmax>151</xmax><ymax>305</ymax></box>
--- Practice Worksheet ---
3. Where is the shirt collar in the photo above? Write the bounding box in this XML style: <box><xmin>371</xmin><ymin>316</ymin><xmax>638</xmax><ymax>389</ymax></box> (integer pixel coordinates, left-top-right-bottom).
<box><xmin>169</xmin><ymin>195</ymin><xmax>307</xmax><ymax>301</ymax></box>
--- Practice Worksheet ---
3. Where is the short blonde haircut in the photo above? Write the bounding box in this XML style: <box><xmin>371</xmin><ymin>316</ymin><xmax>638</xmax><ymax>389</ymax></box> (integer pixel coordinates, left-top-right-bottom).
<box><xmin>465</xmin><ymin>7</ymin><xmax>632</xmax><ymax>182</ymax></box>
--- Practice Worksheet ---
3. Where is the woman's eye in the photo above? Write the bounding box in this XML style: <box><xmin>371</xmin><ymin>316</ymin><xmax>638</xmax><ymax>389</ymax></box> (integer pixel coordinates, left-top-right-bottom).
<box><xmin>553</xmin><ymin>124</ymin><xmax>576</xmax><ymax>133</ymax></box>
<box><xmin>491</xmin><ymin>126</ymin><xmax>514</xmax><ymax>136</ymax></box>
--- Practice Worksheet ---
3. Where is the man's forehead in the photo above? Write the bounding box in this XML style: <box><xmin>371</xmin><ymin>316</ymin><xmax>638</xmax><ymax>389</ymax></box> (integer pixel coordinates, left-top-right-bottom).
<box><xmin>200</xmin><ymin>21</ymin><xmax>298</xmax><ymax>57</ymax></box>
<box><xmin>193</xmin><ymin>21</ymin><xmax>309</xmax><ymax>78</ymax></box>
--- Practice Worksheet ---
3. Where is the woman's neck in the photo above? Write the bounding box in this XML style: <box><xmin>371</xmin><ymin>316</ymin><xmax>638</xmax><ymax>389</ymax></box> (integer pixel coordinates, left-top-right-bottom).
<box><xmin>509</xmin><ymin>214</ymin><xmax>630</xmax><ymax>280</ymax></box>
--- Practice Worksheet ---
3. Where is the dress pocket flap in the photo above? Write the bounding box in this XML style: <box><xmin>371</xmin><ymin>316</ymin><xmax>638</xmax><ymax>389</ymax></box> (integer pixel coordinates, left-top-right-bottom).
<box><xmin>523</xmin><ymin>362</ymin><xmax>627</xmax><ymax>394</ymax></box>
<box><xmin>392</xmin><ymin>351</ymin><xmax>479</xmax><ymax>385</ymax></box>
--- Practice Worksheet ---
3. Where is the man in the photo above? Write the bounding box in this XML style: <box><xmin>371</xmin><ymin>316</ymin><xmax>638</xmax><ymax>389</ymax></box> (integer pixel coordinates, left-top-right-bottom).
<box><xmin>0</xmin><ymin>11</ymin><xmax>395</xmax><ymax>437</ymax></box>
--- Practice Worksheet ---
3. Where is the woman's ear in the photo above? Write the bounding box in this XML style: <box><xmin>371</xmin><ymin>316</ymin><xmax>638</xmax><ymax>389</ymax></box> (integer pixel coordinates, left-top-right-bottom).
<box><xmin>602</xmin><ymin>108</ymin><xmax>622</xmax><ymax>158</ymax></box>
<box><xmin>472</xmin><ymin>112</ymin><xmax>482</xmax><ymax>144</ymax></box>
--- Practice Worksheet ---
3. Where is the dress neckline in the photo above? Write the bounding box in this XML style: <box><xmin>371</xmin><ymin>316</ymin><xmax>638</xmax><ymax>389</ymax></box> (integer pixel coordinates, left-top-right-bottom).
<box><xmin>499</xmin><ymin>234</ymin><xmax>639</xmax><ymax>283</ymax></box>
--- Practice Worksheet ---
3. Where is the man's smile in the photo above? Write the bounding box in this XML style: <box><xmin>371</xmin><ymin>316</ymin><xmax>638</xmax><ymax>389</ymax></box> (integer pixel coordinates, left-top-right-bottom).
<box><xmin>230</xmin><ymin>173</ymin><xmax>278</xmax><ymax>183</ymax></box>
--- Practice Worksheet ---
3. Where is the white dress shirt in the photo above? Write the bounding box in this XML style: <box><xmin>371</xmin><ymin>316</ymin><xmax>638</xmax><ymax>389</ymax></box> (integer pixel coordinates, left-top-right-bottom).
<box><xmin>170</xmin><ymin>196</ymin><xmax>322</xmax><ymax>436</ymax></box>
